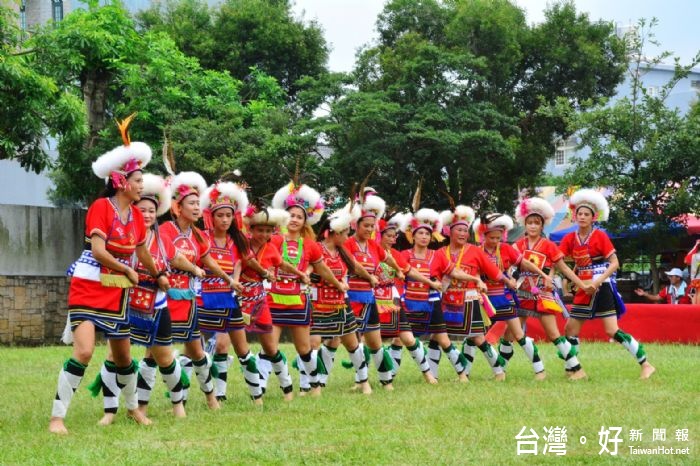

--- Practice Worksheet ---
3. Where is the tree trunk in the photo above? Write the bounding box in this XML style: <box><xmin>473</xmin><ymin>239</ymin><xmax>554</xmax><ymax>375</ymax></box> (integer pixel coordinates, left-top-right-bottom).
<box><xmin>82</xmin><ymin>69</ymin><xmax>110</xmax><ymax>149</ymax></box>
<box><xmin>649</xmin><ymin>251</ymin><xmax>660</xmax><ymax>294</ymax></box>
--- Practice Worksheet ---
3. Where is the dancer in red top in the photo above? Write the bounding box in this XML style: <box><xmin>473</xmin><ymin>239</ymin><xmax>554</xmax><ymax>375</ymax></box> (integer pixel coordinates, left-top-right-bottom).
<box><xmin>50</xmin><ymin>115</ymin><xmax>157</xmax><ymax>434</ymax></box>
<box><xmin>238</xmin><ymin>205</ymin><xmax>308</xmax><ymax>401</ymax></box>
<box><xmin>428</xmin><ymin>205</ymin><xmax>512</xmax><ymax>382</ymax></box>
<box><xmin>378</xmin><ymin>213</ymin><xmax>438</xmax><ymax>383</ymax></box>
<box><xmin>684</xmin><ymin>240</ymin><xmax>700</xmax><ymax>304</ymax></box>
<box><xmin>562</xmin><ymin>189</ymin><xmax>655</xmax><ymax>379</ymax></box>
<box><xmin>93</xmin><ymin>173</ymin><xmax>201</xmax><ymax>422</ymax></box>
<box><xmin>401</xmin><ymin>208</ymin><xmax>483</xmax><ymax>382</ymax></box>
<box><xmin>345</xmin><ymin>191</ymin><xmax>406</xmax><ymax>390</ymax></box>
<box><xmin>473</xmin><ymin>213</ymin><xmax>551</xmax><ymax>380</ymax></box>
<box><xmin>306</xmin><ymin>206</ymin><xmax>378</xmax><ymax>394</ymax></box>
<box><xmin>270</xmin><ymin>181</ymin><xmax>347</xmax><ymax>397</ymax></box>
<box><xmin>511</xmin><ymin>197</ymin><xmax>590</xmax><ymax>380</ymax></box>
<box><xmin>159</xmin><ymin>171</ymin><xmax>237</xmax><ymax>409</ymax></box>
<box><xmin>198</xmin><ymin>181</ymin><xmax>278</xmax><ymax>403</ymax></box>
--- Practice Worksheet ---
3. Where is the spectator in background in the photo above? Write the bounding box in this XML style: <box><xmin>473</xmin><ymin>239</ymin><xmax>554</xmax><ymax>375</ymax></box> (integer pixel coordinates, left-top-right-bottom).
<box><xmin>634</xmin><ymin>268</ymin><xmax>690</xmax><ymax>304</ymax></box>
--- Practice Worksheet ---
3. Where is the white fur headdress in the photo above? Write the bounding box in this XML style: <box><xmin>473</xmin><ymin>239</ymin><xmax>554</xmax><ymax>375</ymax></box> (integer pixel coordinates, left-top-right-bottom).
<box><xmin>516</xmin><ymin>197</ymin><xmax>555</xmax><ymax>225</ymax></box>
<box><xmin>245</xmin><ymin>207</ymin><xmax>290</xmax><ymax>228</ymax></box>
<box><xmin>170</xmin><ymin>171</ymin><xmax>207</xmax><ymax>204</ymax></box>
<box><xmin>201</xmin><ymin>181</ymin><xmax>249</xmax><ymax>214</ymax></box>
<box><xmin>140</xmin><ymin>173</ymin><xmax>171</xmax><ymax>217</ymax></box>
<box><xmin>92</xmin><ymin>114</ymin><xmax>151</xmax><ymax>181</ymax></box>
<box><xmin>406</xmin><ymin>208</ymin><xmax>444</xmax><ymax>243</ymax></box>
<box><xmin>272</xmin><ymin>182</ymin><xmax>325</xmax><ymax>226</ymax></box>
<box><xmin>353</xmin><ymin>192</ymin><xmax>386</xmax><ymax>220</ymax></box>
<box><xmin>439</xmin><ymin>205</ymin><xmax>475</xmax><ymax>236</ymax></box>
<box><xmin>380</xmin><ymin>212</ymin><xmax>410</xmax><ymax>234</ymax></box>
<box><xmin>569</xmin><ymin>188</ymin><xmax>610</xmax><ymax>222</ymax></box>
<box><xmin>328</xmin><ymin>204</ymin><xmax>354</xmax><ymax>233</ymax></box>
<box><xmin>473</xmin><ymin>213</ymin><xmax>514</xmax><ymax>243</ymax></box>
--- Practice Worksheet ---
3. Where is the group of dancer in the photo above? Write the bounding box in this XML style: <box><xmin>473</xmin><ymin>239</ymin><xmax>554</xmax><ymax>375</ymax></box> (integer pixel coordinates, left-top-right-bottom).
<box><xmin>48</xmin><ymin>117</ymin><xmax>655</xmax><ymax>435</ymax></box>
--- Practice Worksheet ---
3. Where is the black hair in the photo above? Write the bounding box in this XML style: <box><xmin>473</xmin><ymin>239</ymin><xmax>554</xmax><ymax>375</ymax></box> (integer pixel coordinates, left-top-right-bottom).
<box><xmin>228</xmin><ymin>218</ymin><xmax>250</xmax><ymax>256</ymax></box>
<box><xmin>99</xmin><ymin>170</ymin><xmax>141</xmax><ymax>198</ymax></box>
<box><xmin>316</xmin><ymin>217</ymin><xmax>354</xmax><ymax>270</ymax></box>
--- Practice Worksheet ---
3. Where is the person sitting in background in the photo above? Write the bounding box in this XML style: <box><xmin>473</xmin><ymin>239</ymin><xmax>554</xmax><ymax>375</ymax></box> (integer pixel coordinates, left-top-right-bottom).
<box><xmin>634</xmin><ymin>268</ymin><xmax>690</xmax><ymax>304</ymax></box>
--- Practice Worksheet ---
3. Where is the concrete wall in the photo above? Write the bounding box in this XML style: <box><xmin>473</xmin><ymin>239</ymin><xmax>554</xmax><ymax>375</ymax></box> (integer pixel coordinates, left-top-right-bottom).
<box><xmin>0</xmin><ymin>205</ymin><xmax>85</xmax><ymax>276</ymax></box>
<box><xmin>0</xmin><ymin>205</ymin><xmax>84</xmax><ymax>345</ymax></box>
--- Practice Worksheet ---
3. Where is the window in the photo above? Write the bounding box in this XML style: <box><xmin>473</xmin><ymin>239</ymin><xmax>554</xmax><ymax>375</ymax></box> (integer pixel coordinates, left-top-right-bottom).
<box><xmin>646</xmin><ymin>86</ymin><xmax>659</xmax><ymax>97</ymax></box>
<box><xmin>52</xmin><ymin>0</ymin><xmax>64</xmax><ymax>22</ymax></box>
<box><xmin>554</xmin><ymin>149</ymin><xmax>566</xmax><ymax>166</ymax></box>
<box><xmin>691</xmin><ymin>80</ymin><xmax>700</xmax><ymax>91</ymax></box>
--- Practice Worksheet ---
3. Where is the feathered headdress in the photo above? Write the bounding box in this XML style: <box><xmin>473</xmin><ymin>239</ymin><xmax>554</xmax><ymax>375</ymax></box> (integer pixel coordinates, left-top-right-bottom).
<box><xmin>140</xmin><ymin>173</ymin><xmax>172</xmax><ymax>217</ymax></box>
<box><xmin>170</xmin><ymin>171</ymin><xmax>207</xmax><ymax>204</ymax></box>
<box><xmin>406</xmin><ymin>208</ymin><xmax>444</xmax><ymax>243</ymax></box>
<box><xmin>328</xmin><ymin>204</ymin><xmax>355</xmax><ymax>234</ymax></box>
<box><xmin>516</xmin><ymin>197</ymin><xmax>555</xmax><ymax>225</ymax></box>
<box><xmin>92</xmin><ymin>113</ymin><xmax>151</xmax><ymax>189</ymax></box>
<box><xmin>568</xmin><ymin>188</ymin><xmax>610</xmax><ymax>222</ymax></box>
<box><xmin>272</xmin><ymin>182</ymin><xmax>325</xmax><ymax>226</ymax></box>
<box><xmin>472</xmin><ymin>213</ymin><xmax>514</xmax><ymax>243</ymax></box>
<box><xmin>244</xmin><ymin>204</ymin><xmax>290</xmax><ymax>228</ymax></box>
<box><xmin>439</xmin><ymin>205</ymin><xmax>476</xmax><ymax>236</ymax></box>
<box><xmin>201</xmin><ymin>181</ymin><xmax>249</xmax><ymax>231</ymax></box>
<box><xmin>378</xmin><ymin>212</ymin><xmax>410</xmax><ymax>235</ymax></box>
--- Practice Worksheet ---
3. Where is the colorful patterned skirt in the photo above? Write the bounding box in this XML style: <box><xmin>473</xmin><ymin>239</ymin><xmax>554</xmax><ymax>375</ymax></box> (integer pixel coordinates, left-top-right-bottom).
<box><xmin>67</xmin><ymin>250</ymin><xmax>130</xmax><ymax>339</ymax></box>
<box><xmin>239</xmin><ymin>281</ymin><xmax>273</xmax><ymax>334</ymax></box>
<box><xmin>404</xmin><ymin>299</ymin><xmax>446</xmax><ymax>335</ymax></box>
<box><xmin>311</xmin><ymin>303</ymin><xmax>358</xmax><ymax>337</ymax></box>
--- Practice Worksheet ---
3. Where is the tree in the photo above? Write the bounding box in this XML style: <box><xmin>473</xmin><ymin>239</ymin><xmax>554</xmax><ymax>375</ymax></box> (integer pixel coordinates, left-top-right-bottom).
<box><xmin>25</xmin><ymin>1</ymin><xmax>319</xmax><ymax>204</ymax></box>
<box><xmin>562</xmin><ymin>19</ymin><xmax>700</xmax><ymax>291</ymax></box>
<box><xmin>137</xmin><ymin>0</ymin><xmax>329</xmax><ymax>98</ymax></box>
<box><xmin>0</xmin><ymin>7</ymin><xmax>85</xmax><ymax>173</ymax></box>
<box><xmin>319</xmin><ymin>0</ymin><xmax>625</xmax><ymax>212</ymax></box>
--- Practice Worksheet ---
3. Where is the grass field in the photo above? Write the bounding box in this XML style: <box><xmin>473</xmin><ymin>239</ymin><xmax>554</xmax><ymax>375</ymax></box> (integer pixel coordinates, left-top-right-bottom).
<box><xmin>0</xmin><ymin>341</ymin><xmax>698</xmax><ymax>465</ymax></box>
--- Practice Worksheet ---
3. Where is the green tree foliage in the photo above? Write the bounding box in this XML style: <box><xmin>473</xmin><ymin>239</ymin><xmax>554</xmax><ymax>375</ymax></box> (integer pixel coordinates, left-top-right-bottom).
<box><xmin>25</xmin><ymin>1</ymin><xmax>314</xmax><ymax>204</ymax></box>
<box><xmin>137</xmin><ymin>0</ymin><xmax>329</xmax><ymax>98</ymax></box>
<box><xmin>0</xmin><ymin>7</ymin><xmax>85</xmax><ymax>173</ymax></box>
<box><xmin>318</xmin><ymin>0</ymin><xmax>625</xmax><ymax>212</ymax></box>
<box><xmin>562</xmin><ymin>19</ymin><xmax>700</xmax><ymax>290</ymax></box>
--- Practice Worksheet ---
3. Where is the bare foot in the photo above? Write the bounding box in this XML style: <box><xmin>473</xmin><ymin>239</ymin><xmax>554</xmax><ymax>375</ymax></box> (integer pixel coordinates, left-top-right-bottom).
<box><xmin>127</xmin><ymin>409</ymin><xmax>153</xmax><ymax>425</ymax></box>
<box><xmin>458</xmin><ymin>372</ymin><xmax>469</xmax><ymax>383</ymax></box>
<box><xmin>310</xmin><ymin>386</ymin><xmax>322</xmax><ymax>397</ymax></box>
<box><xmin>172</xmin><ymin>402</ymin><xmax>186</xmax><ymax>418</ymax></box>
<box><xmin>137</xmin><ymin>404</ymin><xmax>149</xmax><ymax>417</ymax></box>
<box><xmin>49</xmin><ymin>417</ymin><xmax>68</xmax><ymax>435</ymax></box>
<box><xmin>355</xmin><ymin>381</ymin><xmax>371</xmax><ymax>395</ymax></box>
<box><xmin>350</xmin><ymin>383</ymin><xmax>359</xmax><ymax>391</ymax></box>
<box><xmin>640</xmin><ymin>362</ymin><xmax>656</xmax><ymax>380</ymax></box>
<box><xmin>283</xmin><ymin>391</ymin><xmax>294</xmax><ymax>402</ymax></box>
<box><xmin>494</xmin><ymin>372</ymin><xmax>506</xmax><ymax>382</ymax></box>
<box><xmin>298</xmin><ymin>390</ymin><xmax>308</xmax><ymax>397</ymax></box>
<box><xmin>205</xmin><ymin>393</ymin><xmax>221</xmax><ymax>410</ymax></box>
<box><xmin>97</xmin><ymin>412</ymin><xmax>116</xmax><ymax>426</ymax></box>
<box><xmin>383</xmin><ymin>383</ymin><xmax>394</xmax><ymax>391</ymax></box>
<box><xmin>253</xmin><ymin>397</ymin><xmax>263</xmax><ymax>407</ymax></box>
<box><xmin>423</xmin><ymin>371</ymin><xmax>438</xmax><ymax>385</ymax></box>
<box><xmin>569</xmin><ymin>369</ymin><xmax>587</xmax><ymax>381</ymax></box>
<box><xmin>534</xmin><ymin>371</ymin><xmax>546</xmax><ymax>381</ymax></box>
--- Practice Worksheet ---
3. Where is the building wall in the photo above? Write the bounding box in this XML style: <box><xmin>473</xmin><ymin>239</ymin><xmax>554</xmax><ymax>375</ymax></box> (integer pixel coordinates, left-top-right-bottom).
<box><xmin>545</xmin><ymin>66</ymin><xmax>700</xmax><ymax>176</ymax></box>
<box><xmin>0</xmin><ymin>205</ymin><xmax>84</xmax><ymax>345</ymax></box>
<box><xmin>0</xmin><ymin>205</ymin><xmax>85</xmax><ymax>276</ymax></box>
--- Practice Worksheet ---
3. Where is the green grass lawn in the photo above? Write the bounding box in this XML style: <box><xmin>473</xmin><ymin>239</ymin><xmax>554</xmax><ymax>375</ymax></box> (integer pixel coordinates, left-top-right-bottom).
<box><xmin>0</xmin><ymin>341</ymin><xmax>697</xmax><ymax>465</ymax></box>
